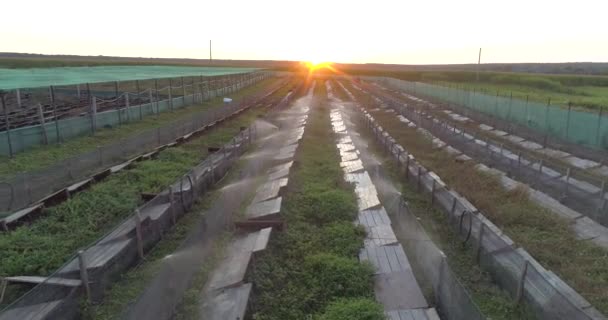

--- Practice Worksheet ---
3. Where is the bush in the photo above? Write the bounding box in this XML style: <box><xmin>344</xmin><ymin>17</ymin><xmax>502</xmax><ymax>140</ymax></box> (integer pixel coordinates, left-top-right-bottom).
<box><xmin>318</xmin><ymin>298</ymin><xmax>386</xmax><ymax>320</ymax></box>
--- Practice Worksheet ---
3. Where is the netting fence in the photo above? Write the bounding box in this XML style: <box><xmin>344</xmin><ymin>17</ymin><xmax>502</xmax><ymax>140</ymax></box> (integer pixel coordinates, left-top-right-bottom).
<box><xmin>366</xmin><ymin>77</ymin><xmax>608</xmax><ymax>154</ymax></box>
<box><xmin>363</xmin><ymin>81</ymin><xmax>608</xmax><ymax>226</ymax></box>
<box><xmin>0</xmin><ymin>79</ymin><xmax>297</xmax><ymax>320</ymax></box>
<box><xmin>362</xmin><ymin>108</ymin><xmax>604</xmax><ymax>320</ymax></box>
<box><xmin>0</xmin><ymin>72</ymin><xmax>273</xmax><ymax>215</ymax></box>
<box><xmin>0</xmin><ymin>71</ymin><xmax>268</xmax><ymax>156</ymax></box>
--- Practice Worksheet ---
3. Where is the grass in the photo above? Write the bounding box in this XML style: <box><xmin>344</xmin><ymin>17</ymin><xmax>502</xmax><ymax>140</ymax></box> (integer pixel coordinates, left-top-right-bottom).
<box><xmin>0</xmin><ymin>77</ymin><xmax>280</xmax><ymax>180</ymax></box>
<box><xmin>337</xmin><ymin>69</ymin><xmax>608</xmax><ymax>112</ymax></box>
<box><xmin>340</xmin><ymin>79</ymin><xmax>608</xmax><ymax>315</ymax></box>
<box><xmin>0</xmin><ymin>91</ymin><xmax>282</xmax><ymax>308</ymax></box>
<box><xmin>433</xmin><ymin>81</ymin><xmax>608</xmax><ymax>112</ymax></box>
<box><xmin>247</xmin><ymin>80</ymin><xmax>382</xmax><ymax>319</ymax></box>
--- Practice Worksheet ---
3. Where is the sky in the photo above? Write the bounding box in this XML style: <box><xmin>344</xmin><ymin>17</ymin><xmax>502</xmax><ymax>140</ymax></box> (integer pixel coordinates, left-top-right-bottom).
<box><xmin>2</xmin><ymin>0</ymin><xmax>607</xmax><ymax>64</ymax></box>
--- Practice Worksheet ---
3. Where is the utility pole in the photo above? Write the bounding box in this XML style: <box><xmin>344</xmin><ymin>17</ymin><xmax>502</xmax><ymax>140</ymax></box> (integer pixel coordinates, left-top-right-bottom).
<box><xmin>476</xmin><ymin>48</ymin><xmax>482</xmax><ymax>82</ymax></box>
<box><xmin>209</xmin><ymin>40</ymin><xmax>212</xmax><ymax>65</ymax></box>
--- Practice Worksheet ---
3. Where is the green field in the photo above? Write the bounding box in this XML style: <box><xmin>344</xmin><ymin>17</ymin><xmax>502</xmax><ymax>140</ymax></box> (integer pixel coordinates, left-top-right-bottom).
<box><xmin>343</xmin><ymin>69</ymin><xmax>608</xmax><ymax>112</ymax></box>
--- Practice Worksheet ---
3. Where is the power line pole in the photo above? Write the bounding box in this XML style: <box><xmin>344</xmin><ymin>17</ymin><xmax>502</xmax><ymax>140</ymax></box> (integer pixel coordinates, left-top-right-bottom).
<box><xmin>476</xmin><ymin>48</ymin><xmax>482</xmax><ymax>82</ymax></box>
<box><xmin>209</xmin><ymin>40</ymin><xmax>212</xmax><ymax>64</ymax></box>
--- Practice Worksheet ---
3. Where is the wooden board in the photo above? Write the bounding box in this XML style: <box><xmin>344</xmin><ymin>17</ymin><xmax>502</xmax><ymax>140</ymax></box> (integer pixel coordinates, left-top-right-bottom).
<box><xmin>3</xmin><ymin>276</ymin><xmax>81</xmax><ymax>287</ymax></box>
<box><xmin>373</xmin><ymin>272</ymin><xmax>428</xmax><ymax>310</ymax></box>
<box><xmin>245</xmin><ymin>197</ymin><xmax>282</xmax><ymax>220</ymax></box>
<box><xmin>0</xmin><ymin>300</ymin><xmax>63</xmax><ymax>320</ymax></box>
<box><xmin>199</xmin><ymin>283</ymin><xmax>252</xmax><ymax>320</ymax></box>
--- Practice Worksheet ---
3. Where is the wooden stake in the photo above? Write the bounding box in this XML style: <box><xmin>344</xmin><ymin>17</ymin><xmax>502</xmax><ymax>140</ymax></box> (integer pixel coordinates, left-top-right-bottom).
<box><xmin>134</xmin><ymin>209</ymin><xmax>144</xmax><ymax>259</ymax></box>
<box><xmin>78</xmin><ymin>250</ymin><xmax>92</xmax><ymax>302</ymax></box>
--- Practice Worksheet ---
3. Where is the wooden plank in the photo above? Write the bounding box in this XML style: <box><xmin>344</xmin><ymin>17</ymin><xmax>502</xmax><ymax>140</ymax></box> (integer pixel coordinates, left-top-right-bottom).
<box><xmin>4</xmin><ymin>204</ymin><xmax>44</xmax><ymax>224</ymax></box>
<box><xmin>0</xmin><ymin>300</ymin><xmax>63</xmax><ymax>320</ymax></box>
<box><xmin>373</xmin><ymin>272</ymin><xmax>428</xmax><ymax>310</ymax></box>
<box><xmin>253</xmin><ymin>227</ymin><xmax>272</xmax><ymax>253</ymax></box>
<box><xmin>245</xmin><ymin>197</ymin><xmax>282</xmax><ymax>220</ymax></box>
<box><xmin>4</xmin><ymin>276</ymin><xmax>81</xmax><ymax>287</ymax></box>
<box><xmin>199</xmin><ymin>283</ymin><xmax>252</xmax><ymax>320</ymax></box>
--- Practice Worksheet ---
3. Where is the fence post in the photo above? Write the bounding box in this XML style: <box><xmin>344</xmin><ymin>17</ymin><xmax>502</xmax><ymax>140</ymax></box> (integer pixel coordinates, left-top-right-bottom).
<box><xmin>77</xmin><ymin>84</ymin><xmax>81</xmax><ymax>99</ymax></box>
<box><xmin>114</xmin><ymin>81</ymin><xmax>119</xmax><ymax>99</ymax></box>
<box><xmin>430</xmin><ymin>179</ymin><xmax>436</xmax><ymax>205</ymax></box>
<box><xmin>168</xmin><ymin>79</ymin><xmax>173</xmax><ymax>111</ymax></box>
<box><xmin>417</xmin><ymin>166</ymin><xmax>422</xmax><ymax>191</ymax></box>
<box><xmin>155</xmin><ymin>79</ymin><xmax>160</xmax><ymax>115</ymax></box>
<box><xmin>516</xmin><ymin>260</ymin><xmax>529</xmax><ymax>303</ymax></box>
<box><xmin>600</xmin><ymin>181</ymin><xmax>606</xmax><ymax>201</ymax></box>
<box><xmin>524</xmin><ymin>95</ymin><xmax>529</xmax><ymax>123</ymax></box>
<box><xmin>182</xmin><ymin>77</ymin><xmax>186</xmax><ymax>106</ymax></box>
<box><xmin>561</xmin><ymin>168</ymin><xmax>571</xmax><ymax>200</ymax></box>
<box><xmin>169</xmin><ymin>188</ymin><xmax>176</xmax><ymax>225</ymax></box>
<box><xmin>90</xmin><ymin>97</ymin><xmax>97</xmax><ymax>135</ymax></box>
<box><xmin>15</xmin><ymin>89</ymin><xmax>21</xmax><ymax>108</ymax></box>
<box><xmin>405</xmin><ymin>154</ymin><xmax>410</xmax><ymax>179</ymax></box>
<box><xmin>50</xmin><ymin>86</ymin><xmax>61</xmax><ymax>144</ymax></box>
<box><xmin>475</xmin><ymin>223</ymin><xmax>485</xmax><ymax>263</ymax></box>
<box><xmin>134</xmin><ymin>209</ymin><xmax>145</xmax><ymax>259</ymax></box>
<box><xmin>565</xmin><ymin>102</ymin><xmax>572</xmax><ymax>140</ymax></box>
<box><xmin>0</xmin><ymin>93</ymin><xmax>14</xmax><ymax>157</ymax></box>
<box><xmin>596</xmin><ymin>106</ymin><xmax>603</xmax><ymax>147</ymax></box>
<box><xmin>78</xmin><ymin>250</ymin><xmax>92</xmax><ymax>302</ymax></box>
<box><xmin>125</xmin><ymin>93</ymin><xmax>130</xmax><ymax>123</ymax></box>
<box><xmin>543</xmin><ymin>98</ymin><xmax>551</xmax><ymax>147</ymax></box>
<box><xmin>37</xmin><ymin>104</ymin><xmax>48</xmax><ymax>145</ymax></box>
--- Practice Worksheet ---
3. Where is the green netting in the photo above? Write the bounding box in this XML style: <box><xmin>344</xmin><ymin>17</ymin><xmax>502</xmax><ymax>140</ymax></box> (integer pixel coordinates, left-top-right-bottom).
<box><xmin>381</xmin><ymin>78</ymin><xmax>608</xmax><ymax>151</ymax></box>
<box><xmin>0</xmin><ymin>66</ymin><xmax>259</xmax><ymax>90</ymax></box>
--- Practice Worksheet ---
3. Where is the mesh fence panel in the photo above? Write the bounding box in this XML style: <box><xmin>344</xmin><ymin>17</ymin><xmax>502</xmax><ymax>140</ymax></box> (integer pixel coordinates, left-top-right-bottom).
<box><xmin>362</xmin><ymin>106</ymin><xmax>603</xmax><ymax>320</ymax></box>
<box><xmin>0</xmin><ymin>78</ymin><xmax>288</xmax><ymax>318</ymax></box>
<box><xmin>373</xmin><ymin>77</ymin><xmax>608</xmax><ymax>151</ymax></box>
<box><xmin>0</xmin><ymin>73</ymin><xmax>272</xmax><ymax>213</ymax></box>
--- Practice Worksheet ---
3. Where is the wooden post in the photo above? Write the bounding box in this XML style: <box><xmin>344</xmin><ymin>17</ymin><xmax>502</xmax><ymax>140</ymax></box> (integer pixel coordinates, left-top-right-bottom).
<box><xmin>182</xmin><ymin>77</ymin><xmax>186</xmax><ymax>105</ymax></box>
<box><xmin>134</xmin><ymin>209</ymin><xmax>145</xmax><ymax>259</ymax></box>
<box><xmin>50</xmin><ymin>86</ymin><xmax>61</xmax><ymax>144</ymax></box>
<box><xmin>136</xmin><ymin>80</ymin><xmax>143</xmax><ymax>120</ymax></box>
<box><xmin>125</xmin><ymin>94</ymin><xmax>130</xmax><ymax>123</ymax></box>
<box><xmin>517</xmin><ymin>151</ymin><xmax>522</xmax><ymax>167</ymax></box>
<box><xmin>169</xmin><ymin>189</ymin><xmax>176</xmax><ymax>225</ymax></box>
<box><xmin>78</xmin><ymin>250</ymin><xmax>92</xmax><ymax>302</ymax></box>
<box><xmin>90</xmin><ymin>97</ymin><xmax>97</xmax><ymax>135</ymax></box>
<box><xmin>0</xmin><ymin>94</ymin><xmax>14</xmax><ymax>158</ymax></box>
<box><xmin>543</xmin><ymin>98</ymin><xmax>551</xmax><ymax>147</ymax></box>
<box><xmin>430</xmin><ymin>179</ymin><xmax>436</xmax><ymax>205</ymax></box>
<box><xmin>596</xmin><ymin>106</ymin><xmax>603</xmax><ymax>146</ymax></box>
<box><xmin>15</xmin><ymin>89</ymin><xmax>21</xmax><ymax>108</ymax></box>
<box><xmin>77</xmin><ymin>84</ymin><xmax>81</xmax><ymax>99</ymax></box>
<box><xmin>168</xmin><ymin>79</ymin><xmax>173</xmax><ymax>111</ymax></box>
<box><xmin>37</xmin><ymin>104</ymin><xmax>48</xmax><ymax>145</ymax></box>
<box><xmin>565</xmin><ymin>102</ymin><xmax>572</xmax><ymax>140</ymax></box>
<box><xmin>417</xmin><ymin>166</ymin><xmax>422</xmax><ymax>191</ymax></box>
<box><xmin>600</xmin><ymin>181</ymin><xmax>606</xmax><ymax>200</ymax></box>
<box><xmin>516</xmin><ymin>260</ymin><xmax>529</xmax><ymax>303</ymax></box>
<box><xmin>563</xmin><ymin>168</ymin><xmax>571</xmax><ymax>199</ymax></box>
<box><xmin>404</xmin><ymin>154</ymin><xmax>410</xmax><ymax>179</ymax></box>
<box><xmin>0</xmin><ymin>278</ymin><xmax>7</xmax><ymax>304</ymax></box>
<box><xmin>475</xmin><ymin>223</ymin><xmax>485</xmax><ymax>263</ymax></box>
<box><xmin>155</xmin><ymin>79</ymin><xmax>160</xmax><ymax>115</ymax></box>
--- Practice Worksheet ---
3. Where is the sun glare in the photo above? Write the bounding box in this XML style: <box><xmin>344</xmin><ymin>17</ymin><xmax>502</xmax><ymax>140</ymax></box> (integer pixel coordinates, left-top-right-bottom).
<box><xmin>305</xmin><ymin>61</ymin><xmax>332</xmax><ymax>71</ymax></box>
